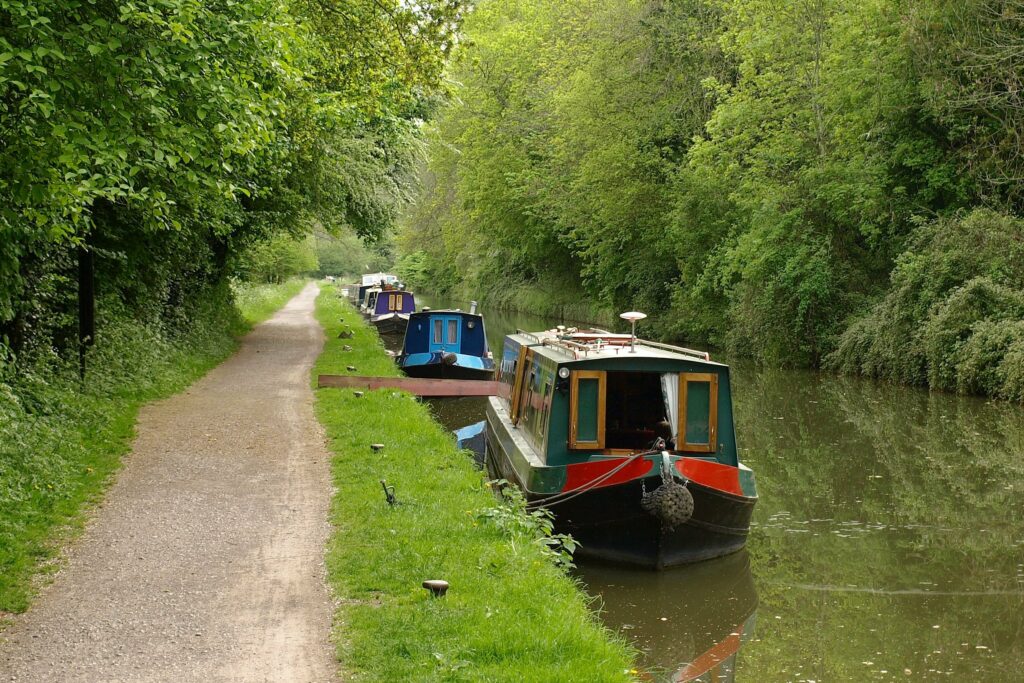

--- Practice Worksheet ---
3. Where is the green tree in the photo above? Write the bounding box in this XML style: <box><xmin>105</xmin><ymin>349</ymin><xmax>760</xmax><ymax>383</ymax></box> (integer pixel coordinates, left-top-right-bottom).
<box><xmin>0</xmin><ymin>0</ymin><xmax>460</xmax><ymax>358</ymax></box>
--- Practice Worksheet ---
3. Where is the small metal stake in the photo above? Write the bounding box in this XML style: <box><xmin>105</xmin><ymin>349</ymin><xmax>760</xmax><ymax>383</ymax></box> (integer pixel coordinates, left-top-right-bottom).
<box><xmin>380</xmin><ymin>479</ymin><xmax>397</xmax><ymax>506</ymax></box>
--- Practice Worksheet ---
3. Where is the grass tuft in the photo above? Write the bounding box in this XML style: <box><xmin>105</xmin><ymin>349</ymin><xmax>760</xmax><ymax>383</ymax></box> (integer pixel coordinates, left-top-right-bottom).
<box><xmin>313</xmin><ymin>286</ymin><xmax>636</xmax><ymax>682</ymax></box>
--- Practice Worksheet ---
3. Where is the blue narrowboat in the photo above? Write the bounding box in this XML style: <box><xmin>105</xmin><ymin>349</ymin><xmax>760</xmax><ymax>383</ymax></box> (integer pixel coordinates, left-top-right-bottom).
<box><xmin>364</xmin><ymin>290</ymin><xmax>416</xmax><ymax>335</ymax></box>
<box><xmin>485</xmin><ymin>318</ymin><xmax>757</xmax><ymax>568</ymax></box>
<box><xmin>398</xmin><ymin>309</ymin><xmax>496</xmax><ymax>380</ymax></box>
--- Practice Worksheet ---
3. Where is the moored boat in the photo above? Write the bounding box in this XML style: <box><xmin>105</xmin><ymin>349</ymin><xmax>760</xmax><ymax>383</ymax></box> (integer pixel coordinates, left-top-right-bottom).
<box><xmin>366</xmin><ymin>290</ymin><xmax>416</xmax><ymax>335</ymax></box>
<box><xmin>398</xmin><ymin>308</ymin><xmax>496</xmax><ymax>380</ymax></box>
<box><xmin>484</xmin><ymin>318</ymin><xmax>757</xmax><ymax>568</ymax></box>
<box><xmin>356</xmin><ymin>284</ymin><xmax>375</xmax><ymax>308</ymax></box>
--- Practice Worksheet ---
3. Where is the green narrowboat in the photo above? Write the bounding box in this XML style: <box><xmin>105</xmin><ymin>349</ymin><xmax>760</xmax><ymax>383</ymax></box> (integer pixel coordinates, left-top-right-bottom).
<box><xmin>485</xmin><ymin>324</ymin><xmax>757</xmax><ymax>568</ymax></box>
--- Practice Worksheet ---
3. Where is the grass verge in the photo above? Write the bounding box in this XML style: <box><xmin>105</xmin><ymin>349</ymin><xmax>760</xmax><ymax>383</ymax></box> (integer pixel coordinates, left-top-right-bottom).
<box><xmin>232</xmin><ymin>278</ymin><xmax>307</xmax><ymax>326</ymax></box>
<box><xmin>313</xmin><ymin>286</ymin><xmax>637</xmax><ymax>682</ymax></box>
<box><xmin>0</xmin><ymin>279</ymin><xmax>305</xmax><ymax>614</ymax></box>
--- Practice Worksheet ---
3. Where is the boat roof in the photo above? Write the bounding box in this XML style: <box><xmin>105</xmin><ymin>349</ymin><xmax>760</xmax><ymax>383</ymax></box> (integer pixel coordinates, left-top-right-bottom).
<box><xmin>508</xmin><ymin>328</ymin><xmax>726</xmax><ymax>367</ymax></box>
<box><xmin>410</xmin><ymin>308</ymin><xmax>482</xmax><ymax>320</ymax></box>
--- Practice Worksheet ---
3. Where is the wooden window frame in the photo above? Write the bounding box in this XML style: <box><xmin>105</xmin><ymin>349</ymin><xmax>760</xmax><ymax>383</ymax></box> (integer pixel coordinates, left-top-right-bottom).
<box><xmin>509</xmin><ymin>346</ymin><xmax>530</xmax><ymax>424</ymax></box>
<box><xmin>569</xmin><ymin>370</ymin><xmax>606</xmax><ymax>450</ymax></box>
<box><xmin>678</xmin><ymin>372</ymin><xmax>718</xmax><ymax>453</ymax></box>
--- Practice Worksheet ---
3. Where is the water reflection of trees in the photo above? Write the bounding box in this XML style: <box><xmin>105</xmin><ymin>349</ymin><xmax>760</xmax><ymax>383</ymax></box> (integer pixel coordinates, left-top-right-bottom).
<box><xmin>730</xmin><ymin>362</ymin><xmax>1024</xmax><ymax>680</ymax></box>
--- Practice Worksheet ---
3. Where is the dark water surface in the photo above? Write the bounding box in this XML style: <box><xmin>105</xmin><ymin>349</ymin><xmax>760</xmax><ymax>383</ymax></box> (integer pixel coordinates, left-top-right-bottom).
<box><xmin>385</xmin><ymin>295</ymin><xmax>1024</xmax><ymax>682</ymax></box>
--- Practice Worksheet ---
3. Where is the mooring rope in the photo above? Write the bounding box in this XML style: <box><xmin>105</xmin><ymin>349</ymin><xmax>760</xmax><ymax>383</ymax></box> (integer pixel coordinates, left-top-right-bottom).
<box><xmin>524</xmin><ymin>448</ymin><xmax>660</xmax><ymax>510</ymax></box>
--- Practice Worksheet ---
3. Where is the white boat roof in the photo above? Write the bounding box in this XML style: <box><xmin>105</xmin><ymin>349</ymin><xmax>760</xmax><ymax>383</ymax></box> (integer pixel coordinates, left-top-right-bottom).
<box><xmin>511</xmin><ymin>328</ymin><xmax>725</xmax><ymax>367</ymax></box>
<box><xmin>361</xmin><ymin>272</ymin><xmax>399</xmax><ymax>285</ymax></box>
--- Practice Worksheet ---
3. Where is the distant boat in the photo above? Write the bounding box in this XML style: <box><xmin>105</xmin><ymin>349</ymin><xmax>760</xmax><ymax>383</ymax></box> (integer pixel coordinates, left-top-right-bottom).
<box><xmin>485</xmin><ymin>318</ymin><xmax>757</xmax><ymax>569</ymax></box>
<box><xmin>398</xmin><ymin>308</ymin><xmax>496</xmax><ymax>380</ymax></box>
<box><xmin>357</xmin><ymin>272</ymin><xmax>402</xmax><ymax>308</ymax></box>
<box><xmin>365</xmin><ymin>290</ymin><xmax>416</xmax><ymax>336</ymax></box>
<box><xmin>361</xmin><ymin>272</ymin><xmax>400</xmax><ymax>287</ymax></box>
<box><xmin>356</xmin><ymin>283</ymin><xmax>374</xmax><ymax>307</ymax></box>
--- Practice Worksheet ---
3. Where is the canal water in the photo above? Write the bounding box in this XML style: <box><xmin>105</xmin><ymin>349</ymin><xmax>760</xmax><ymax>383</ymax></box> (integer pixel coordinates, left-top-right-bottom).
<box><xmin>383</xmin><ymin>296</ymin><xmax>1024</xmax><ymax>682</ymax></box>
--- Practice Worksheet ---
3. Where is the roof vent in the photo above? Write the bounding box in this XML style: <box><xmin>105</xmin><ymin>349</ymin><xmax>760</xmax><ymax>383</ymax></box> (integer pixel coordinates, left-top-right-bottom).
<box><xmin>619</xmin><ymin>311</ymin><xmax>647</xmax><ymax>353</ymax></box>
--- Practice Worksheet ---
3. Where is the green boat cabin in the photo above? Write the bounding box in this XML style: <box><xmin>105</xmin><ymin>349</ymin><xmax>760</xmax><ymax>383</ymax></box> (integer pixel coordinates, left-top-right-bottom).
<box><xmin>498</xmin><ymin>331</ymin><xmax>739</xmax><ymax>469</ymax></box>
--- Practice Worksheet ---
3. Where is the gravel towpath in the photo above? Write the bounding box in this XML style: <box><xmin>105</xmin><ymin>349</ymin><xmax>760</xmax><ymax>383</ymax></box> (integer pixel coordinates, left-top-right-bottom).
<box><xmin>0</xmin><ymin>283</ymin><xmax>337</xmax><ymax>682</ymax></box>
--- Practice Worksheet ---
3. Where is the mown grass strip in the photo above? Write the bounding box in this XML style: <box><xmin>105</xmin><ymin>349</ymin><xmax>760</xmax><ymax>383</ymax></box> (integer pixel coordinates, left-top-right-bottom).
<box><xmin>0</xmin><ymin>280</ymin><xmax>305</xmax><ymax>615</ymax></box>
<box><xmin>313</xmin><ymin>286</ymin><xmax>637</xmax><ymax>682</ymax></box>
<box><xmin>232</xmin><ymin>278</ymin><xmax>306</xmax><ymax>327</ymax></box>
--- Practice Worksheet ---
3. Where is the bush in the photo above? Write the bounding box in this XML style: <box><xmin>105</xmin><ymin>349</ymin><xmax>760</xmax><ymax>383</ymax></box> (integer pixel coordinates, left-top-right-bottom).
<box><xmin>828</xmin><ymin>208</ymin><xmax>1024</xmax><ymax>400</ymax></box>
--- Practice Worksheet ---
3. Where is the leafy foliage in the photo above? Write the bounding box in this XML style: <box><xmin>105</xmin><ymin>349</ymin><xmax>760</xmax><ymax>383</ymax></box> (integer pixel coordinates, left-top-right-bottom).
<box><xmin>314</xmin><ymin>231</ymin><xmax>391</xmax><ymax>279</ymax></box>
<box><xmin>0</xmin><ymin>0</ymin><xmax>462</xmax><ymax>611</ymax></box>
<box><xmin>0</xmin><ymin>0</ymin><xmax>460</xmax><ymax>360</ymax></box>
<box><xmin>478</xmin><ymin>480</ymin><xmax>578</xmax><ymax>570</ymax></box>
<box><xmin>828</xmin><ymin>209</ymin><xmax>1024</xmax><ymax>400</ymax></box>
<box><xmin>401</xmin><ymin>0</ymin><xmax>1022</xmax><ymax>397</ymax></box>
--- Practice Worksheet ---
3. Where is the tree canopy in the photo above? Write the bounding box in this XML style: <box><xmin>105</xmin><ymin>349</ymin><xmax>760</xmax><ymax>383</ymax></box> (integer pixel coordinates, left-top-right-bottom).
<box><xmin>0</xmin><ymin>0</ymin><xmax>462</xmax><ymax>358</ymax></box>
<box><xmin>400</xmin><ymin>0</ymin><xmax>1024</xmax><ymax>398</ymax></box>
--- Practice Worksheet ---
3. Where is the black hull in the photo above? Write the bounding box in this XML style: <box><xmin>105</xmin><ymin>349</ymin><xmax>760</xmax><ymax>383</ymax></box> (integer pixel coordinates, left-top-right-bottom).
<box><xmin>401</xmin><ymin>362</ymin><xmax>494</xmax><ymax>381</ymax></box>
<box><xmin>371</xmin><ymin>316</ymin><xmax>408</xmax><ymax>336</ymax></box>
<box><xmin>485</xmin><ymin>443</ymin><xmax>754</xmax><ymax>569</ymax></box>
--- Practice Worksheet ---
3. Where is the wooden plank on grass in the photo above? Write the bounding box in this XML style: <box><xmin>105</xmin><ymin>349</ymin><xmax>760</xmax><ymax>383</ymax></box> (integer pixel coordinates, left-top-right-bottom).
<box><xmin>318</xmin><ymin>375</ymin><xmax>509</xmax><ymax>398</ymax></box>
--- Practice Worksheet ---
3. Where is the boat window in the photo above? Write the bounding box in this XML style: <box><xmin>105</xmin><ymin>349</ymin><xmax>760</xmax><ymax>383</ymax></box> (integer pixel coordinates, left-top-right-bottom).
<box><xmin>520</xmin><ymin>367</ymin><xmax>537</xmax><ymax>432</ymax></box>
<box><xmin>538</xmin><ymin>380</ymin><xmax>552</xmax><ymax>437</ymax></box>
<box><xmin>447</xmin><ymin>319</ymin><xmax>459</xmax><ymax>344</ymax></box>
<box><xmin>569</xmin><ymin>370</ymin><xmax>606</xmax><ymax>449</ymax></box>
<box><xmin>433</xmin><ymin>319</ymin><xmax>443</xmax><ymax>344</ymax></box>
<box><xmin>678</xmin><ymin>373</ymin><xmax>718</xmax><ymax>453</ymax></box>
<box><xmin>519</xmin><ymin>361</ymin><xmax>556</xmax><ymax>451</ymax></box>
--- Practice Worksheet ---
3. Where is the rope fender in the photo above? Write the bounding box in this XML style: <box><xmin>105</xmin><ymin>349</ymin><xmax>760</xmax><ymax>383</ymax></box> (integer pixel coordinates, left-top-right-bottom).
<box><xmin>641</xmin><ymin>452</ymin><xmax>694</xmax><ymax>529</ymax></box>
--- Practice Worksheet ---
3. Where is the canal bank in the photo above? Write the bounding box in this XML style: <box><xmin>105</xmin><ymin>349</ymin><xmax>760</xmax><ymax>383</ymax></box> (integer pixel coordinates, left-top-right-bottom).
<box><xmin>312</xmin><ymin>287</ymin><xmax>637</xmax><ymax>682</ymax></box>
<box><xmin>403</xmin><ymin>293</ymin><xmax>1024</xmax><ymax>681</ymax></box>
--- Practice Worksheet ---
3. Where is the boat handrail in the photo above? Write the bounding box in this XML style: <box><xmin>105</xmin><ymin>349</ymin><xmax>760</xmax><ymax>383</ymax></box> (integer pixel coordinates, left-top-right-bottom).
<box><xmin>539</xmin><ymin>338</ymin><xmax>582</xmax><ymax>359</ymax></box>
<box><xmin>517</xmin><ymin>330</ymin><xmax>542</xmax><ymax>344</ymax></box>
<box><xmin>636</xmin><ymin>338</ymin><xmax>711</xmax><ymax>361</ymax></box>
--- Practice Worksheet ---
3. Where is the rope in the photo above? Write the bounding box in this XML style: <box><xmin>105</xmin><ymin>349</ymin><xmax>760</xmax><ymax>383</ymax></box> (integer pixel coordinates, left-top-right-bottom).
<box><xmin>524</xmin><ymin>449</ymin><xmax>659</xmax><ymax>510</ymax></box>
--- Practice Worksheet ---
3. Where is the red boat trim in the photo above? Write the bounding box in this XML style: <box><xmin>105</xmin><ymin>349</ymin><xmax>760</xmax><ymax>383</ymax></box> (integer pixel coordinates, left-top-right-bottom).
<box><xmin>561</xmin><ymin>455</ymin><xmax>746</xmax><ymax>496</ymax></box>
<box><xmin>676</xmin><ymin>458</ymin><xmax>743</xmax><ymax>497</ymax></box>
<box><xmin>562</xmin><ymin>457</ymin><xmax>655</xmax><ymax>492</ymax></box>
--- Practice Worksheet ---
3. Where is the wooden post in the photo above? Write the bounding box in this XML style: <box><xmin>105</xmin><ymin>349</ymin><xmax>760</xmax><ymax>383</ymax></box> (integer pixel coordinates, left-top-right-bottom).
<box><xmin>317</xmin><ymin>375</ymin><xmax>508</xmax><ymax>398</ymax></box>
<box><xmin>78</xmin><ymin>244</ymin><xmax>95</xmax><ymax>379</ymax></box>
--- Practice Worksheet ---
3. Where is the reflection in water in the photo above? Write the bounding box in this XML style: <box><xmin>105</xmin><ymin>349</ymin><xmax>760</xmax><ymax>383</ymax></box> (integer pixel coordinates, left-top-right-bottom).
<box><xmin>579</xmin><ymin>551</ymin><xmax>757</xmax><ymax>682</ymax></box>
<box><xmin>385</xmin><ymin>294</ymin><xmax>1024</xmax><ymax>680</ymax></box>
<box><xmin>734</xmin><ymin>364</ymin><xmax>1024</xmax><ymax>681</ymax></box>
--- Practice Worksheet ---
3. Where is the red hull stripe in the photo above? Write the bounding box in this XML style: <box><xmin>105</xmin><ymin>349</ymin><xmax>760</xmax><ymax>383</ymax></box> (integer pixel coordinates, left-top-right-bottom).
<box><xmin>561</xmin><ymin>456</ymin><xmax>743</xmax><ymax>496</ymax></box>
<box><xmin>562</xmin><ymin>458</ymin><xmax>655</xmax><ymax>491</ymax></box>
<box><xmin>676</xmin><ymin>458</ymin><xmax>744</xmax><ymax>496</ymax></box>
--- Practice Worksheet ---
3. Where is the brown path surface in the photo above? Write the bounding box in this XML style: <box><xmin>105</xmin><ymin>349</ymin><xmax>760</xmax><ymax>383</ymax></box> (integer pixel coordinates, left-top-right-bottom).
<box><xmin>0</xmin><ymin>283</ymin><xmax>337</xmax><ymax>682</ymax></box>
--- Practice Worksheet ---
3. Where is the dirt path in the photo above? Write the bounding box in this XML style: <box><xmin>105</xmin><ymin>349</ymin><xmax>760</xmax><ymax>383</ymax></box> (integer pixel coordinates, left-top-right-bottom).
<box><xmin>0</xmin><ymin>283</ymin><xmax>337</xmax><ymax>682</ymax></box>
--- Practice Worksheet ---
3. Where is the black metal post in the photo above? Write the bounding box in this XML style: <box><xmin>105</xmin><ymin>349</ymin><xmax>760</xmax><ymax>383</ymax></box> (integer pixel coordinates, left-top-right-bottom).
<box><xmin>78</xmin><ymin>244</ymin><xmax>95</xmax><ymax>379</ymax></box>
